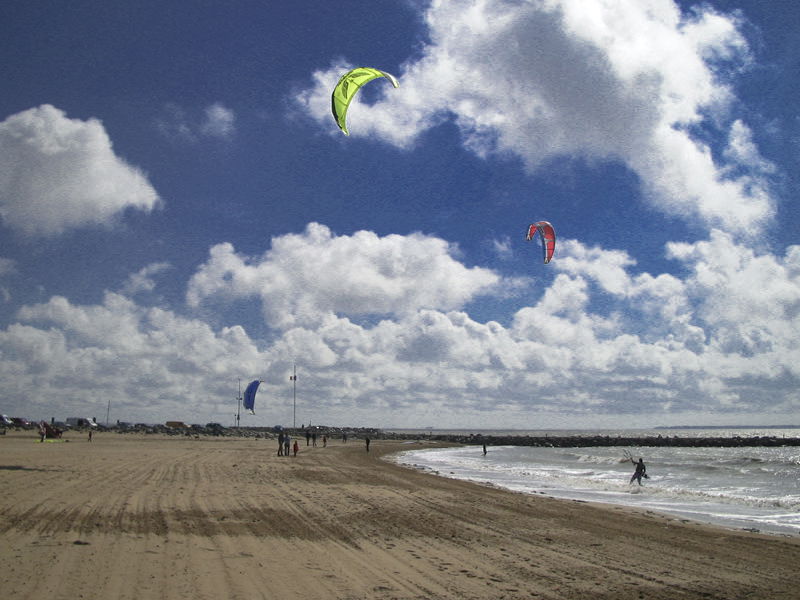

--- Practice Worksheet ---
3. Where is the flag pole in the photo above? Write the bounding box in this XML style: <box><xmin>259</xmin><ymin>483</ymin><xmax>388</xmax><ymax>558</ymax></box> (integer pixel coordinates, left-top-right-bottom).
<box><xmin>236</xmin><ymin>378</ymin><xmax>241</xmax><ymax>428</ymax></box>
<box><xmin>291</xmin><ymin>364</ymin><xmax>297</xmax><ymax>429</ymax></box>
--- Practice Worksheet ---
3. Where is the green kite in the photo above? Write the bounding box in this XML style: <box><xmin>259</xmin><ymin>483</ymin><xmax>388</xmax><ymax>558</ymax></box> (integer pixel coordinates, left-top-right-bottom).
<box><xmin>331</xmin><ymin>67</ymin><xmax>399</xmax><ymax>135</ymax></box>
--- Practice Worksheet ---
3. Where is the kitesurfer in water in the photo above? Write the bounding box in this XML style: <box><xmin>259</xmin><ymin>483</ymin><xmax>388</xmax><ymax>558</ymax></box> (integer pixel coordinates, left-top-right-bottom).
<box><xmin>630</xmin><ymin>457</ymin><xmax>647</xmax><ymax>485</ymax></box>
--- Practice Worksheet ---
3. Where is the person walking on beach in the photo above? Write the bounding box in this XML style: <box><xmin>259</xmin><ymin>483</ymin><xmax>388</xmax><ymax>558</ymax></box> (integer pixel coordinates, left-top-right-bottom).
<box><xmin>630</xmin><ymin>457</ymin><xmax>647</xmax><ymax>485</ymax></box>
<box><xmin>293</xmin><ymin>440</ymin><xmax>299</xmax><ymax>457</ymax></box>
<box><xmin>482</xmin><ymin>443</ymin><xmax>487</xmax><ymax>456</ymax></box>
<box><xmin>365</xmin><ymin>437</ymin><xmax>370</xmax><ymax>452</ymax></box>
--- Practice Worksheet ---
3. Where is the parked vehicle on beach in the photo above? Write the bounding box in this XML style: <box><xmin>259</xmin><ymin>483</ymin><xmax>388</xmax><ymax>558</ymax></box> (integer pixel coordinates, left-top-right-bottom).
<box><xmin>66</xmin><ymin>417</ymin><xmax>97</xmax><ymax>428</ymax></box>
<box><xmin>11</xmin><ymin>417</ymin><xmax>31</xmax><ymax>428</ymax></box>
<box><xmin>0</xmin><ymin>414</ymin><xmax>13</xmax><ymax>426</ymax></box>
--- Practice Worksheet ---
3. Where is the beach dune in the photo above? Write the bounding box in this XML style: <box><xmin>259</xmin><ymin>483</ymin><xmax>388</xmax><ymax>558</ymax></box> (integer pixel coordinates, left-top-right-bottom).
<box><xmin>2</xmin><ymin>431</ymin><xmax>799</xmax><ymax>599</ymax></box>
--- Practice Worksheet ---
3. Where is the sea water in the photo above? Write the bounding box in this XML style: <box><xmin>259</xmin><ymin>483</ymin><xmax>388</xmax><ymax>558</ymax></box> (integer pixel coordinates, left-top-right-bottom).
<box><xmin>390</xmin><ymin>429</ymin><xmax>800</xmax><ymax>536</ymax></box>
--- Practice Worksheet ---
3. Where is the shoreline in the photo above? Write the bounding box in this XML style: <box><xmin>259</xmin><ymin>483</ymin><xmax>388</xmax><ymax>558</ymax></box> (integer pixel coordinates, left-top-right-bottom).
<box><xmin>389</xmin><ymin>444</ymin><xmax>800</xmax><ymax>538</ymax></box>
<box><xmin>2</xmin><ymin>431</ymin><xmax>800</xmax><ymax>599</ymax></box>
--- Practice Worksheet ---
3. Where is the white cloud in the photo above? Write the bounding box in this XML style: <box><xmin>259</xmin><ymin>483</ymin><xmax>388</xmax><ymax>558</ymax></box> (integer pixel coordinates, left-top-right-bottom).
<box><xmin>155</xmin><ymin>104</ymin><xmax>195</xmax><ymax>140</ymax></box>
<box><xmin>200</xmin><ymin>103</ymin><xmax>236</xmax><ymax>139</ymax></box>
<box><xmin>172</xmin><ymin>229</ymin><xmax>798</xmax><ymax>421</ymax></box>
<box><xmin>296</xmin><ymin>0</ymin><xmax>775</xmax><ymax>234</ymax></box>
<box><xmin>723</xmin><ymin>119</ymin><xmax>776</xmax><ymax>174</ymax></box>
<box><xmin>121</xmin><ymin>262</ymin><xmax>172</xmax><ymax>296</ymax></box>
<box><xmin>554</xmin><ymin>240</ymin><xmax>639</xmax><ymax>296</ymax></box>
<box><xmin>187</xmin><ymin>222</ymin><xmax>507</xmax><ymax>328</ymax></box>
<box><xmin>0</xmin><ymin>105</ymin><xmax>160</xmax><ymax>236</ymax></box>
<box><xmin>667</xmin><ymin>231</ymin><xmax>800</xmax><ymax>366</ymax></box>
<box><xmin>2</xmin><ymin>227</ymin><xmax>799</xmax><ymax>426</ymax></box>
<box><xmin>156</xmin><ymin>102</ymin><xmax>236</xmax><ymax>142</ymax></box>
<box><xmin>491</xmin><ymin>235</ymin><xmax>513</xmax><ymax>260</ymax></box>
<box><xmin>5</xmin><ymin>292</ymin><xmax>269</xmax><ymax>423</ymax></box>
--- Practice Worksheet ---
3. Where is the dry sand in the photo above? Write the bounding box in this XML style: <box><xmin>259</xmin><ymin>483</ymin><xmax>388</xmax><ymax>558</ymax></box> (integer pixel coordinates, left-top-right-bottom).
<box><xmin>2</xmin><ymin>429</ymin><xmax>799</xmax><ymax>600</ymax></box>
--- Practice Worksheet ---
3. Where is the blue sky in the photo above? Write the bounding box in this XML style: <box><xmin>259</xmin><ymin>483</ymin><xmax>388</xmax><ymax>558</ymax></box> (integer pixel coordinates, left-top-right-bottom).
<box><xmin>1</xmin><ymin>0</ymin><xmax>798</xmax><ymax>428</ymax></box>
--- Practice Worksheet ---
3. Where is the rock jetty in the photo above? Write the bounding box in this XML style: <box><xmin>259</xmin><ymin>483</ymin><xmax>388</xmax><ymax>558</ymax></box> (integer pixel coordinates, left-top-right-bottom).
<box><xmin>23</xmin><ymin>422</ymin><xmax>798</xmax><ymax>448</ymax></box>
<box><xmin>420</xmin><ymin>432</ymin><xmax>800</xmax><ymax>448</ymax></box>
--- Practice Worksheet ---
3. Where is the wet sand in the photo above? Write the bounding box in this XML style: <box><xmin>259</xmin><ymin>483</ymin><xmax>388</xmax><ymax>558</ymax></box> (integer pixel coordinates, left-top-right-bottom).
<box><xmin>2</xmin><ymin>430</ymin><xmax>799</xmax><ymax>599</ymax></box>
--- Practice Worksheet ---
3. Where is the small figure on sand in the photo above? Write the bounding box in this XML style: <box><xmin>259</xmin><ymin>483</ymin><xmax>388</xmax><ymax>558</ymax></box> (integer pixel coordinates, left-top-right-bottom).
<box><xmin>365</xmin><ymin>437</ymin><xmax>370</xmax><ymax>452</ymax></box>
<box><xmin>293</xmin><ymin>440</ymin><xmax>299</xmax><ymax>457</ymax></box>
<box><xmin>284</xmin><ymin>435</ymin><xmax>291</xmax><ymax>457</ymax></box>
<box><xmin>629</xmin><ymin>457</ymin><xmax>647</xmax><ymax>485</ymax></box>
<box><xmin>277</xmin><ymin>432</ymin><xmax>284</xmax><ymax>456</ymax></box>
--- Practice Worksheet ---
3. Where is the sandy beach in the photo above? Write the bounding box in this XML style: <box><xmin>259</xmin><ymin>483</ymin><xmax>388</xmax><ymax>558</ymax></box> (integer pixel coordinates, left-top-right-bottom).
<box><xmin>2</xmin><ymin>430</ymin><xmax>799</xmax><ymax>599</ymax></box>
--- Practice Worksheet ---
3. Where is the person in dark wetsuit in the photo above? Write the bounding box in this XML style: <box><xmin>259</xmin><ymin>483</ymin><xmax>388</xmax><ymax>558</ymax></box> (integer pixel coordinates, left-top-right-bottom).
<box><xmin>630</xmin><ymin>457</ymin><xmax>647</xmax><ymax>485</ymax></box>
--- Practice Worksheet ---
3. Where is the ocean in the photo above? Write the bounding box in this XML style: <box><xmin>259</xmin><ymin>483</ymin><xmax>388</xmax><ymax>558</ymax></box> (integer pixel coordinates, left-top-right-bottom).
<box><xmin>389</xmin><ymin>428</ymin><xmax>800</xmax><ymax>536</ymax></box>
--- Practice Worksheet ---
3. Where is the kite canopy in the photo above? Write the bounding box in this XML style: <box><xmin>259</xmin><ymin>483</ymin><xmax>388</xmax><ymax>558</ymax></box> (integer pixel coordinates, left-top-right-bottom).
<box><xmin>331</xmin><ymin>67</ymin><xmax>399</xmax><ymax>135</ymax></box>
<box><xmin>243</xmin><ymin>380</ymin><xmax>261</xmax><ymax>414</ymax></box>
<box><xmin>526</xmin><ymin>221</ymin><xmax>556</xmax><ymax>264</ymax></box>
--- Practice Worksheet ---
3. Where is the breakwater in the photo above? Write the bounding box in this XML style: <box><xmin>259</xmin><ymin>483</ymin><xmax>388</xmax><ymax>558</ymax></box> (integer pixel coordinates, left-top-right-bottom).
<box><xmin>23</xmin><ymin>422</ymin><xmax>799</xmax><ymax>448</ymax></box>
<box><xmin>421</xmin><ymin>433</ymin><xmax>800</xmax><ymax>448</ymax></box>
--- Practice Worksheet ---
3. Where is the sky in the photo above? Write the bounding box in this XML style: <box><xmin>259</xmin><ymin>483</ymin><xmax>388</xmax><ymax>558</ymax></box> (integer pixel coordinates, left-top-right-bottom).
<box><xmin>1</xmin><ymin>0</ymin><xmax>798</xmax><ymax>429</ymax></box>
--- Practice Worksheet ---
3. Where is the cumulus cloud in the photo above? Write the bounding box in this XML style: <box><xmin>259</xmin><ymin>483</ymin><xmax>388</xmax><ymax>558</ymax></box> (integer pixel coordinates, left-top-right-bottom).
<box><xmin>4</xmin><ymin>292</ymin><xmax>268</xmax><ymax>423</ymax></box>
<box><xmin>179</xmin><ymin>226</ymin><xmax>799</xmax><ymax>423</ymax></box>
<box><xmin>2</xmin><ymin>227</ymin><xmax>799</xmax><ymax>426</ymax></box>
<box><xmin>0</xmin><ymin>105</ymin><xmax>160</xmax><ymax>236</ymax></box>
<box><xmin>187</xmin><ymin>222</ymin><xmax>508</xmax><ymax>328</ymax></box>
<box><xmin>667</xmin><ymin>231</ymin><xmax>800</xmax><ymax>364</ymax></box>
<box><xmin>295</xmin><ymin>0</ymin><xmax>775</xmax><ymax>234</ymax></box>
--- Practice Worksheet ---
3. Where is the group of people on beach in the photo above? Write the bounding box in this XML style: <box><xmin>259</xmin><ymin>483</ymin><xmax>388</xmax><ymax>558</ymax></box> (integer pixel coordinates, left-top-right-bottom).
<box><xmin>304</xmin><ymin>430</ymin><xmax>329</xmax><ymax>447</ymax></box>
<box><xmin>276</xmin><ymin>430</ymin><xmax>369</xmax><ymax>456</ymax></box>
<box><xmin>277</xmin><ymin>431</ymin><xmax>298</xmax><ymax>456</ymax></box>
